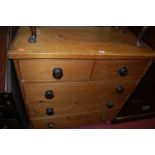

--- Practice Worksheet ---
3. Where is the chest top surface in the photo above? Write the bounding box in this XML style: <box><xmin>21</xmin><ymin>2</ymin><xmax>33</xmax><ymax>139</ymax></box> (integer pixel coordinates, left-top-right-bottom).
<box><xmin>8</xmin><ymin>27</ymin><xmax>155</xmax><ymax>59</ymax></box>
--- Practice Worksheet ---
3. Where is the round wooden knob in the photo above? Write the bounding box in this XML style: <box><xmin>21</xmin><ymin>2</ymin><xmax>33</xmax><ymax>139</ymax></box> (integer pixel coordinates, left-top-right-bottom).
<box><xmin>45</xmin><ymin>90</ymin><xmax>54</xmax><ymax>99</ymax></box>
<box><xmin>118</xmin><ymin>67</ymin><xmax>128</xmax><ymax>77</ymax></box>
<box><xmin>53</xmin><ymin>67</ymin><xmax>63</xmax><ymax>79</ymax></box>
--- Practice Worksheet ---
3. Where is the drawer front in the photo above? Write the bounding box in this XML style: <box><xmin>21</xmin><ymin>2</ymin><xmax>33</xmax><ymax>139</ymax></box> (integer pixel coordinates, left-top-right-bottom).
<box><xmin>23</xmin><ymin>79</ymin><xmax>138</xmax><ymax>102</ymax></box>
<box><xmin>31</xmin><ymin>110</ymin><xmax>117</xmax><ymax>129</ymax></box>
<box><xmin>19</xmin><ymin>59</ymin><xmax>94</xmax><ymax>81</ymax></box>
<box><xmin>92</xmin><ymin>60</ymin><xmax>150</xmax><ymax>80</ymax></box>
<box><xmin>28</xmin><ymin>96</ymin><xmax>125</xmax><ymax>117</ymax></box>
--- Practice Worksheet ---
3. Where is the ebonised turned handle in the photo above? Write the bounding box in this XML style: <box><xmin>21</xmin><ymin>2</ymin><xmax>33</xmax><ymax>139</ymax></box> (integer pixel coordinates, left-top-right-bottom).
<box><xmin>46</xmin><ymin>108</ymin><xmax>54</xmax><ymax>115</ymax></box>
<box><xmin>53</xmin><ymin>67</ymin><xmax>63</xmax><ymax>79</ymax></box>
<box><xmin>45</xmin><ymin>90</ymin><xmax>54</xmax><ymax>99</ymax></box>
<box><xmin>118</xmin><ymin>67</ymin><xmax>128</xmax><ymax>77</ymax></box>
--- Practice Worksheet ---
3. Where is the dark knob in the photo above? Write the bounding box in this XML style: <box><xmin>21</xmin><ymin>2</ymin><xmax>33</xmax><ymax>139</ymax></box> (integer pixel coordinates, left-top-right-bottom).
<box><xmin>45</xmin><ymin>90</ymin><xmax>54</xmax><ymax>99</ymax></box>
<box><xmin>46</xmin><ymin>108</ymin><xmax>54</xmax><ymax>115</ymax></box>
<box><xmin>53</xmin><ymin>67</ymin><xmax>63</xmax><ymax>79</ymax></box>
<box><xmin>118</xmin><ymin>67</ymin><xmax>128</xmax><ymax>77</ymax></box>
<box><xmin>107</xmin><ymin>100</ymin><xmax>114</xmax><ymax>109</ymax></box>
<box><xmin>115</xmin><ymin>85</ymin><xmax>124</xmax><ymax>94</ymax></box>
<box><xmin>48</xmin><ymin>123</ymin><xmax>54</xmax><ymax>129</ymax></box>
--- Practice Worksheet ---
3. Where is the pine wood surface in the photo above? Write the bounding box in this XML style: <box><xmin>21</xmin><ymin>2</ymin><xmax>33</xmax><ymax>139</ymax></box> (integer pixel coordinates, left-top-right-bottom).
<box><xmin>18</xmin><ymin>59</ymin><xmax>150</xmax><ymax>82</ymax></box>
<box><xmin>19</xmin><ymin>59</ymin><xmax>94</xmax><ymax>81</ymax></box>
<box><xmin>23</xmin><ymin>79</ymin><xmax>139</xmax><ymax>102</ymax></box>
<box><xmin>27</xmin><ymin>95</ymin><xmax>129</xmax><ymax>118</ymax></box>
<box><xmin>8</xmin><ymin>27</ymin><xmax>155</xmax><ymax>128</ymax></box>
<box><xmin>8</xmin><ymin>27</ymin><xmax>155</xmax><ymax>59</ymax></box>
<box><xmin>31</xmin><ymin>109</ymin><xmax>118</xmax><ymax>129</ymax></box>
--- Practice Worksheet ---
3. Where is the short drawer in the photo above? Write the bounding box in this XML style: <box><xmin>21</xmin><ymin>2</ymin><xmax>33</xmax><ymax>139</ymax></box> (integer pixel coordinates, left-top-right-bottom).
<box><xmin>23</xmin><ymin>79</ymin><xmax>138</xmax><ymax>102</ymax></box>
<box><xmin>31</xmin><ymin>110</ymin><xmax>117</xmax><ymax>129</ymax></box>
<box><xmin>91</xmin><ymin>60</ymin><xmax>150</xmax><ymax>80</ymax></box>
<box><xmin>27</xmin><ymin>96</ymin><xmax>126</xmax><ymax>117</ymax></box>
<box><xmin>19</xmin><ymin>59</ymin><xmax>94</xmax><ymax>81</ymax></box>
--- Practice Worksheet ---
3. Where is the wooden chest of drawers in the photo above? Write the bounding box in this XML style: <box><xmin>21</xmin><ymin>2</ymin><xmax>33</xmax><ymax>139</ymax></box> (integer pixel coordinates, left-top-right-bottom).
<box><xmin>8</xmin><ymin>27</ymin><xmax>155</xmax><ymax>128</ymax></box>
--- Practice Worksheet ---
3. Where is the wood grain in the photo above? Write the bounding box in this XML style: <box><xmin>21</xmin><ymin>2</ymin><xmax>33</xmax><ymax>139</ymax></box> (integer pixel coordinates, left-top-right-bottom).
<box><xmin>92</xmin><ymin>60</ymin><xmax>150</xmax><ymax>80</ymax></box>
<box><xmin>19</xmin><ymin>59</ymin><xmax>94</xmax><ymax>81</ymax></box>
<box><xmin>23</xmin><ymin>79</ymin><xmax>139</xmax><ymax>102</ymax></box>
<box><xmin>8</xmin><ymin>27</ymin><xmax>155</xmax><ymax>59</ymax></box>
<box><xmin>31</xmin><ymin>109</ymin><xmax>118</xmax><ymax>129</ymax></box>
<box><xmin>27</xmin><ymin>95</ymin><xmax>127</xmax><ymax>117</ymax></box>
<box><xmin>13</xmin><ymin>60</ymin><xmax>32</xmax><ymax>118</ymax></box>
<box><xmin>8</xmin><ymin>27</ymin><xmax>155</xmax><ymax>128</ymax></box>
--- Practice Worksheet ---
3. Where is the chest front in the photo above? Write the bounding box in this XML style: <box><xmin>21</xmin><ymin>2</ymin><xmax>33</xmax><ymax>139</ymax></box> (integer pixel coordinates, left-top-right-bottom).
<box><xmin>8</xmin><ymin>27</ymin><xmax>155</xmax><ymax>128</ymax></box>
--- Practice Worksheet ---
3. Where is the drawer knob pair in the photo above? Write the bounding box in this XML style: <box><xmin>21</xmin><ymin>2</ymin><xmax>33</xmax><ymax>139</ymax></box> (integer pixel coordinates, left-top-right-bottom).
<box><xmin>118</xmin><ymin>67</ymin><xmax>128</xmax><ymax>77</ymax></box>
<box><xmin>53</xmin><ymin>67</ymin><xmax>63</xmax><ymax>79</ymax></box>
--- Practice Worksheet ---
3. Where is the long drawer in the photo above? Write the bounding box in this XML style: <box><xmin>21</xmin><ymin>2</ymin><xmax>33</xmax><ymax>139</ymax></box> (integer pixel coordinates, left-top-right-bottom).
<box><xmin>31</xmin><ymin>110</ymin><xmax>118</xmax><ymax>129</ymax></box>
<box><xmin>27</xmin><ymin>96</ymin><xmax>126</xmax><ymax>117</ymax></box>
<box><xmin>19</xmin><ymin>59</ymin><xmax>94</xmax><ymax>81</ymax></box>
<box><xmin>23</xmin><ymin>79</ymin><xmax>139</xmax><ymax>102</ymax></box>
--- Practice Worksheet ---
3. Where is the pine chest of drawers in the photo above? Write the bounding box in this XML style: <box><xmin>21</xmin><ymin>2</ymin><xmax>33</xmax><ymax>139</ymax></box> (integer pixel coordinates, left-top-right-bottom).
<box><xmin>8</xmin><ymin>27</ymin><xmax>155</xmax><ymax>128</ymax></box>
